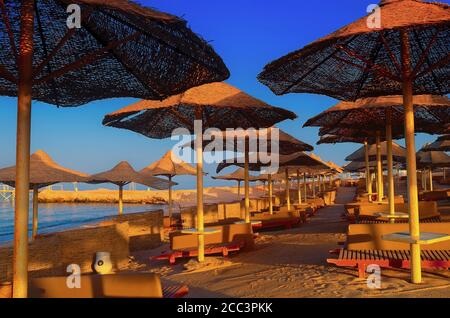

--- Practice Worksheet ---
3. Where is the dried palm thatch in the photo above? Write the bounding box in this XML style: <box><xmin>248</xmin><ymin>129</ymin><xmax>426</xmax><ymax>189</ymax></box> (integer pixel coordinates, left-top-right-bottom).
<box><xmin>103</xmin><ymin>82</ymin><xmax>297</xmax><ymax>137</ymax></box>
<box><xmin>213</xmin><ymin>168</ymin><xmax>253</xmax><ymax>182</ymax></box>
<box><xmin>345</xmin><ymin>141</ymin><xmax>407</xmax><ymax>162</ymax></box>
<box><xmin>140</xmin><ymin>150</ymin><xmax>196</xmax><ymax>177</ymax></box>
<box><xmin>216</xmin><ymin>151</ymin><xmax>330</xmax><ymax>174</ymax></box>
<box><xmin>88</xmin><ymin>161</ymin><xmax>171</xmax><ymax>189</ymax></box>
<box><xmin>258</xmin><ymin>0</ymin><xmax>450</xmax><ymax>100</ymax></box>
<box><xmin>318</xmin><ymin>126</ymin><xmax>403</xmax><ymax>140</ymax></box>
<box><xmin>344</xmin><ymin>159</ymin><xmax>404</xmax><ymax>172</ymax></box>
<box><xmin>0</xmin><ymin>151</ymin><xmax>86</xmax><ymax>188</ymax></box>
<box><xmin>421</xmin><ymin>134</ymin><xmax>450</xmax><ymax>151</ymax></box>
<box><xmin>183</xmin><ymin>126</ymin><xmax>313</xmax><ymax>155</ymax></box>
<box><xmin>0</xmin><ymin>0</ymin><xmax>230</xmax><ymax>106</ymax></box>
<box><xmin>0</xmin><ymin>150</ymin><xmax>89</xmax><ymax>189</ymax></box>
<box><xmin>318</xmin><ymin>134</ymin><xmax>377</xmax><ymax>145</ymax></box>
<box><xmin>417</xmin><ymin>149</ymin><xmax>450</xmax><ymax>168</ymax></box>
<box><xmin>304</xmin><ymin>95</ymin><xmax>450</xmax><ymax>134</ymax></box>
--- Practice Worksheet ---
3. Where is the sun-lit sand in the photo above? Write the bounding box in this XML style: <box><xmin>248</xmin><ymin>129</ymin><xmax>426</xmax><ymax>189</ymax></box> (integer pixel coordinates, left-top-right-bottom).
<box><xmin>124</xmin><ymin>186</ymin><xmax>450</xmax><ymax>298</ymax></box>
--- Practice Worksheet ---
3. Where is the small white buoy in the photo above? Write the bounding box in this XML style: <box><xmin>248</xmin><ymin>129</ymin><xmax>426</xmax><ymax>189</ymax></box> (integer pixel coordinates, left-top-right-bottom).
<box><xmin>93</xmin><ymin>252</ymin><xmax>113</xmax><ymax>275</ymax></box>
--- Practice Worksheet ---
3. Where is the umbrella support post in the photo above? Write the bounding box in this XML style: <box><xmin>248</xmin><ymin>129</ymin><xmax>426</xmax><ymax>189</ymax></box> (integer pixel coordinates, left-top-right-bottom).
<box><xmin>237</xmin><ymin>181</ymin><xmax>240</xmax><ymax>199</ymax></box>
<box><xmin>268</xmin><ymin>174</ymin><xmax>273</xmax><ymax>215</ymax></box>
<box><xmin>376</xmin><ymin>132</ymin><xmax>383</xmax><ymax>203</ymax></box>
<box><xmin>13</xmin><ymin>0</ymin><xmax>35</xmax><ymax>298</ymax></box>
<box><xmin>428</xmin><ymin>169</ymin><xmax>433</xmax><ymax>191</ymax></box>
<box><xmin>195</xmin><ymin>110</ymin><xmax>205</xmax><ymax>262</ymax></box>
<box><xmin>386</xmin><ymin>108</ymin><xmax>395</xmax><ymax>220</ymax></box>
<box><xmin>312</xmin><ymin>175</ymin><xmax>316</xmax><ymax>198</ymax></box>
<box><xmin>297</xmin><ymin>169</ymin><xmax>302</xmax><ymax>204</ymax></box>
<box><xmin>402</xmin><ymin>29</ymin><xmax>421</xmax><ymax>284</ymax></box>
<box><xmin>285</xmin><ymin>168</ymin><xmax>290</xmax><ymax>210</ymax></box>
<box><xmin>303</xmin><ymin>173</ymin><xmax>307</xmax><ymax>203</ymax></box>
<box><xmin>244</xmin><ymin>138</ymin><xmax>250</xmax><ymax>223</ymax></box>
<box><xmin>168</xmin><ymin>176</ymin><xmax>173</xmax><ymax>226</ymax></box>
<box><xmin>118</xmin><ymin>184</ymin><xmax>123</xmax><ymax>215</ymax></box>
<box><xmin>32</xmin><ymin>186</ymin><xmax>39</xmax><ymax>240</ymax></box>
<box><xmin>364</xmin><ymin>141</ymin><xmax>371</xmax><ymax>198</ymax></box>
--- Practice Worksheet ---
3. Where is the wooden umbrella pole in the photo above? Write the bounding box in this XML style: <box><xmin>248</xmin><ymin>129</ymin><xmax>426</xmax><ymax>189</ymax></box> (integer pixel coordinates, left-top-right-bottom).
<box><xmin>285</xmin><ymin>168</ymin><xmax>290</xmax><ymax>210</ymax></box>
<box><xmin>376</xmin><ymin>131</ymin><xmax>383</xmax><ymax>202</ymax></box>
<box><xmin>118</xmin><ymin>184</ymin><xmax>123</xmax><ymax>215</ymax></box>
<box><xmin>364</xmin><ymin>141</ymin><xmax>370</xmax><ymax>194</ymax></box>
<box><xmin>303</xmin><ymin>173</ymin><xmax>307</xmax><ymax>201</ymax></box>
<box><xmin>32</xmin><ymin>185</ymin><xmax>39</xmax><ymax>240</ymax></box>
<box><xmin>297</xmin><ymin>169</ymin><xmax>302</xmax><ymax>204</ymax></box>
<box><xmin>428</xmin><ymin>168</ymin><xmax>433</xmax><ymax>191</ymax></box>
<box><xmin>312</xmin><ymin>175</ymin><xmax>316</xmax><ymax>198</ymax></box>
<box><xmin>386</xmin><ymin>108</ymin><xmax>395</xmax><ymax>218</ymax></box>
<box><xmin>13</xmin><ymin>0</ymin><xmax>35</xmax><ymax>298</ymax></box>
<box><xmin>168</xmin><ymin>175</ymin><xmax>173</xmax><ymax>225</ymax></box>
<box><xmin>244</xmin><ymin>136</ymin><xmax>250</xmax><ymax>223</ymax></box>
<box><xmin>195</xmin><ymin>109</ymin><xmax>205</xmax><ymax>262</ymax></box>
<box><xmin>401</xmin><ymin>29</ymin><xmax>421</xmax><ymax>284</ymax></box>
<box><xmin>237</xmin><ymin>181</ymin><xmax>240</xmax><ymax>198</ymax></box>
<box><xmin>268</xmin><ymin>174</ymin><xmax>273</xmax><ymax>215</ymax></box>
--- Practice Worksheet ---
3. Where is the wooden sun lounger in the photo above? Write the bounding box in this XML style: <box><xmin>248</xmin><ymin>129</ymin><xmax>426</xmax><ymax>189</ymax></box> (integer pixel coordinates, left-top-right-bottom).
<box><xmin>162</xmin><ymin>285</ymin><xmax>189</xmax><ymax>298</ymax></box>
<box><xmin>153</xmin><ymin>240</ymin><xmax>246</xmax><ymax>264</ymax></box>
<box><xmin>328</xmin><ymin>248</ymin><xmax>450</xmax><ymax>278</ymax></box>
<box><xmin>356</xmin><ymin>216</ymin><xmax>442</xmax><ymax>224</ymax></box>
<box><xmin>327</xmin><ymin>223</ymin><xmax>450</xmax><ymax>278</ymax></box>
<box><xmin>29</xmin><ymin>273</ymin><xmax>188</xmax><ymax>298</ymax></box>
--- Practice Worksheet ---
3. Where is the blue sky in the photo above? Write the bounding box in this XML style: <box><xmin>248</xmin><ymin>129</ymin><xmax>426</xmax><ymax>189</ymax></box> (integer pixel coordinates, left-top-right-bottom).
<box><xmin>0</xmin><ymin>0</ymin><xmax>446</xmax><ymax>190</ymax></box>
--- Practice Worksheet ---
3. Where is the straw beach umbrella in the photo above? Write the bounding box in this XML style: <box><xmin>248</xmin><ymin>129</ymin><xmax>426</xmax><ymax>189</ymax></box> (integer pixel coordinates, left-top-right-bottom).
<box><xmin>422</xmin><ymin>135</ymin><xmax>450</xmax><ymax>152</ymax></box>
<box><xmin>259</xmin><ymin>0</ymin><xmax>450</xmax><ymax>283</ymax></box>
<box><xmin>103</xmin><ymin>82</ymin><xmax>296</xmax><ymax>263</ymax></box>
<box><xmin>88</xmin><ymin>161</ymin><xmax>172</xmax><ymax>215</ymax></box>
<box><xmin>2</xmin><ymin>0</ymin><xmax>229</xmax><ymax>297</ymax></box>
<box><xmin>184</xmin><ymin>127</ymin><xmax>313</xmax><ymax>221</ymax></box>
<box><xmin>212</xmin><ymin>168</ymin><xmax>252</xmax><ymax>199</ymax></box>
<box><xmin>140</xmin><ymin>150</ymin><xmax>196</xmax><ymax>224</ymax></box>
<box><xmin>417</xmin><ymin>149</ymin><xmax>450</xmax><ymax>191</ymax></box>
<box><xmin>0</xmin><ymin>150</ymin><xmax>89</xmax><ymax>239</ymax></box>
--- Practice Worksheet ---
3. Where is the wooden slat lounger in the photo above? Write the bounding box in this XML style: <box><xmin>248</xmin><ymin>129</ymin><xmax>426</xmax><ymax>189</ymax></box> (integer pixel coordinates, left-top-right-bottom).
<box><xmin>328</xmin><ymin>248</ymin><xmax>450</xmax><ymax>278</ymax></box>
<box><xmin>163</xmin><ymin>285</ymin><xmax>189</xmax><ymax>298</ymax></box>
<box><xmin>356</xmin><ymin>216</ymin><xmax>442</xmax><ymax>224</ymax></box>
<box><xmin>29</xmin><ymin>273</ymin><xmax>188</xmax><ymax>298</ymax></box>
<box><xmin>153</xmin><ymin>240</ymin><xmax>246</xmax><ymax>264</ymax></box>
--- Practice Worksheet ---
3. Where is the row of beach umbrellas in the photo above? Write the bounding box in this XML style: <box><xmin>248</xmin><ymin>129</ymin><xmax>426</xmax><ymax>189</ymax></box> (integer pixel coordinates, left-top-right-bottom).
<box><xmin>2</xmin><ymin>0</ymin><xmax>449</xmax><ymax>296</ymax></box>
<box><xmin>257</xmin><ymin>0</ymin><xmax>450</xmax><ymax>284</ymax></box>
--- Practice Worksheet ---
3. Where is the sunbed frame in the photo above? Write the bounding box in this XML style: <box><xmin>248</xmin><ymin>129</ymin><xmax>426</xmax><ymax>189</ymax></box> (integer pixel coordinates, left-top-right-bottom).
<box><xmin>163</xmin><ymin>285</ymin><xmax>189</xmax><ymax>298</ymax></box>
<box><xmin>153</xmin><ymin>240</ymin><xmax>246</xmax><ymax>264</ymax></box>
<box><xmin>327</xmin><ymin>248</ymin><xmax>450</xmax><ymax>278</ymax></box>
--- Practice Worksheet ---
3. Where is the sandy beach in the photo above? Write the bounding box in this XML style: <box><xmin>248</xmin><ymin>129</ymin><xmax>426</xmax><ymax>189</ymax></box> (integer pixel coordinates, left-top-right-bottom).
<box><xmin>125</xmin><ymin>186</ymin><xmax>450</xmax><ymax>298</ymax></box>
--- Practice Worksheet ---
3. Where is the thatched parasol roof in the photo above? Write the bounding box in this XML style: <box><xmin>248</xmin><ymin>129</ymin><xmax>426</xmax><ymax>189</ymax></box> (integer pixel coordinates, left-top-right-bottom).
<box><xmin>183</xmin><ymin>126</ymin><xmax>313</xmax><ymax>155</ymax></box>
<box><xmin>213</xmin><ymin>168</ymin><xmax>259</xmax><ymax>182</ymax></box>
<box><xmin>304</xmin><ymin>95</ymin><xmax>450</xmax><ymax>135</ymax></box>
<box><xmin>140</xmin><ymin>150</ymin><xmax>196</xmax><ymax>177</ymax></box>
<box><xmin>0</xmin><ymin>0</ymin><xmax>230</xmax><ymax>106</ymax></box>
<box><xmin>216</xmin><ymin>151</ymin><xmax>330</xmax><ymax>174</ymax></box>
<box><xmin>258</xmin><ymin>0</ymin><xmax>450</xmax><ymax>100</ymax></box>
<box><xmin>102</xmin><ymin>82</ymin><xmax>297</xmax><ymax>138</ymax></box>
<box><xmin>344</xmin><ymin>160</ymin><xmax>403</xmax><ymax>172</ymax></box>
<box><xmin>421</xmin><ymin>135</ymin><xmax>450</xmax><ymax>151</ymax></box>
<box><xmin>0</xmin><ymin>150</ymin><xmax>89</xmax><ymax>189</ymax></box>
<box><xmin>417</xmin><ymin>150</ymin><xmax>450</xmax><ymax>168</ymax></box>
<box><xmin>345</xmin><ymin>141</ymin><xmax>407</xmax><ymax>162</ymax></box>
<box><xmin>88</xmin><ymin>161</ymin><xmax>171</xmax><ymax>189</ymax></box>
<box><xmin>317</xmin><ymin>134</ymin><xmax>377</xmax><ymax>145</ymax></box>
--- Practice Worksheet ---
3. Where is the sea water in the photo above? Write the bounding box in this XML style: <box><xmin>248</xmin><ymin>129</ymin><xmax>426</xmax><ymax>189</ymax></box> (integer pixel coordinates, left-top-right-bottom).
<box><xmin>0</xmin><ymin>202</ymin><xmax>165</xmax><ymax>244</ymax></box>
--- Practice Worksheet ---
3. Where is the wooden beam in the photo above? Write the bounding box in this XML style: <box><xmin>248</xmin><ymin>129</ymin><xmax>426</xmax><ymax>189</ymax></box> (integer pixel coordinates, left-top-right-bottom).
<box><xmin>0</xmin><ymin>0</ymin><xmax>18</xmax><ymax>61</ymax></box>
<box><xmin>34</xmin><ymin>32</ymin><xmax>141</xmax><ymax>85</ymax></box>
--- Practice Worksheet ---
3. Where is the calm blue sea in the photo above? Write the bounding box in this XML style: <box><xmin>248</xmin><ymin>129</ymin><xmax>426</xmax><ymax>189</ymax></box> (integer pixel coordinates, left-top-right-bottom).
<box><xmin>0</xmin><ymin>202</ymin><xmax>166</xmax><ymax>244</ymax></box>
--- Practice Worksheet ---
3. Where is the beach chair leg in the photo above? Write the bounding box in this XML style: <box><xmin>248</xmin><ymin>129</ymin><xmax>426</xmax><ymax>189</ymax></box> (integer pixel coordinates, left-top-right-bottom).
<box><xmin>222</xmin><ymin>248</ymin><xmax>229</xmax><ymax>257</ymax></box>
<box><xmin>357</xmin><ymin>263</ymin><xmax>366</xmax><ymax>279</ymax></box>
